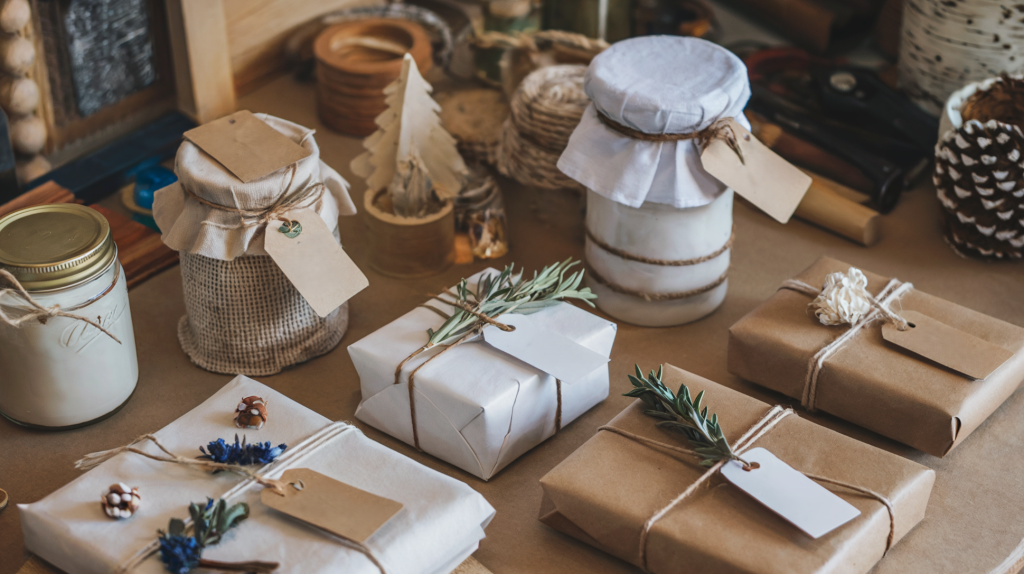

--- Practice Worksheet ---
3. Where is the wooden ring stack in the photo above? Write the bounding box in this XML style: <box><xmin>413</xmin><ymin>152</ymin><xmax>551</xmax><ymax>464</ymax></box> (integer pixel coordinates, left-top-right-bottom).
<box><xmin>315</xmin><ymin>19</ymin><xmax>433</xmax><ymax>137</ymax></box>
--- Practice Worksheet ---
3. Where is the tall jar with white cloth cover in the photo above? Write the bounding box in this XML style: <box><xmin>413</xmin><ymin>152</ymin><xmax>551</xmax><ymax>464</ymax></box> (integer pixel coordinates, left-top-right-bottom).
<box><xmin>558</xmin><ymin>36</ymin><xmax>749</xmax><ymax>327</ymax></box>
<box><xmin>0</xmin><ymin>204</ymin><xmax>138</xmax><ymax>428</ymax></box>
<box><xmin>154</xmin><ymin>114</ymin><xmax>358</xmax><ymax>376</ymax></box>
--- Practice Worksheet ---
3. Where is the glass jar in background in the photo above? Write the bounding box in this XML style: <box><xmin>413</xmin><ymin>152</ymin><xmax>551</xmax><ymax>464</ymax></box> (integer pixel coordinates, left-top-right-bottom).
<box><xmin>455</xmin><ymin>167</ymin><xmax>509</xmax><ymax>259</ymax></box>
<box><xmin>0</xmin><ymin>204</ymin><xmax>138</xmax><ymax>428</ymax></box>
<box><xmin>542</xmin><ymin>0</ymin><xmax>632</xmax><ymax>43</ymax></box>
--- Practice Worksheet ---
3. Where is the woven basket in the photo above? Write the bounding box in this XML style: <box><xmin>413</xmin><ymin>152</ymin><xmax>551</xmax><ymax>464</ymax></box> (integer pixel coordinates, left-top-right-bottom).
<box><xmin>178</xmin><ymin>252</ymin><xmax>349</xmax><ymax>376</ymax></box>
<box><xmin>497</xmin><ymin>64</ymin><xmax>588</xmax><ymax>191</ymax></box>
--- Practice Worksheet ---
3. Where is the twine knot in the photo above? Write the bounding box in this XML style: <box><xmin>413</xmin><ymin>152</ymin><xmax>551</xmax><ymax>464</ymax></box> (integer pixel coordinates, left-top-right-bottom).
<box><xmin>597</xmin><ymin>114</ymin><xmax>746</xmax><ymax>164</ymax></box>
<box><xmin>0</xmin><ymin>269</ymin><xmax>122</xmax><ymax>344</ymax></box>
<box><xmin>181</xmin><ymin>165</ymin><xmax>326</xmax><ymax>230</ymax></box>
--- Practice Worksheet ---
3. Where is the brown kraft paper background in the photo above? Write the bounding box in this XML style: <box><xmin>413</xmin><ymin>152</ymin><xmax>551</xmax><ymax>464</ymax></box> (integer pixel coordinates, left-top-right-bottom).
<box><xmin>728</xmin><ymin>257</ymin><xmax>1024</xmax><ymax>457</ymax></box>
<box><xmin>540</xmin><ymin>365</ymin><xmax>935</xmax><ymax>574</ymax></box>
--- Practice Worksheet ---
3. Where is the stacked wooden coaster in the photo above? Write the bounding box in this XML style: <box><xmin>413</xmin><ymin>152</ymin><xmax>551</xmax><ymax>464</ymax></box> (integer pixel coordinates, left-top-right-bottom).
<box><xmin>315</xmin><ymin>19</ymin><xmax>433</xmax><ymax>136</ymax></box>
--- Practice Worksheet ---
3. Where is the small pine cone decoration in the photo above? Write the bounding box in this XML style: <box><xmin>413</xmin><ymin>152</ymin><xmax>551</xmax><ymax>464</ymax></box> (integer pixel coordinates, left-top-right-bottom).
<box><xmin>101</xmin><ymin>483</ymin><xmax>140</xmax><ymax>519</ymax></box>
<box><xmin>935</xmin><ymin>77</ymin><xmax>1024</xmax><ymax>260</ymax></box>
<box><xmin>234</xmin><ymin>396</ymin><xmax>268</xmax><ymax>430</ymax></box>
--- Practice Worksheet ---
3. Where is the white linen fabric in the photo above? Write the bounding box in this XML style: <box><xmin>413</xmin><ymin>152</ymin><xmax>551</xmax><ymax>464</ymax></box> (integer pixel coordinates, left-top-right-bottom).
<box><xmin>20</xmin><ymin>375</ymin><xmax>495</xmax><ymax>574</ymax></box>
<box><xmin>557</xmin><ymin>36</ymin><xmax>751</xmax><ymax>209</ymax></box>
<box><xmin>350</xmin><ymin>269</ymin><xmax>618</xmax><ymax>481</ymax></box>
<box><xmin>154</xmin><ymin>113</ymin><xmax>357</xmax><ymax>260</ymax></box>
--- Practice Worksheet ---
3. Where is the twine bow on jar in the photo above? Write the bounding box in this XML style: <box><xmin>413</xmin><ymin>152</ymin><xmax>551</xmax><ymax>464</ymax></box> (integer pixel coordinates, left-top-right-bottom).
<box><xmin>0</xmin><ymin>269</ymin><xmax>122</xmax><ymax>344</ymax></box>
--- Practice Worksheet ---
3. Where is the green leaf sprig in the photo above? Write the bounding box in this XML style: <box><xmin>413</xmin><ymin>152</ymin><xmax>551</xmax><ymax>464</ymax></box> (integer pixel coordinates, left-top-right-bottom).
<box><xmin>426</xmin><ymin>259</ymin><xmax>596</xmax><ymax>346</ymax></box>
<box><xmin>624</xmin><ymin>365</ymin><xmax>749</xmax><ymax>468</ymax></box>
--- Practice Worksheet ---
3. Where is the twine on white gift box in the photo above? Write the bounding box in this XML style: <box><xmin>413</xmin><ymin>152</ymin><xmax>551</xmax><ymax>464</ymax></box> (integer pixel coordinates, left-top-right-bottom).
<box><xmin>77</xmin><ymin>422</ymin><xmax>390</xmax><ymax>574</ymax></box>
<box><xmin>599</xmin><ymin>405</ymin><xmax>897</xmax><ymax>572</ymax></box>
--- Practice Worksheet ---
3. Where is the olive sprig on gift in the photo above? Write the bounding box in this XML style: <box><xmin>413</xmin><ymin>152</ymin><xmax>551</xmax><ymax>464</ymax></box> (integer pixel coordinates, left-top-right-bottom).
<box><xmin>426</xmin><ymin>258</ymin><xmax>597</xmax><ymax>346</ymax></box>
<box><xmin>625</xmin><ymin>365</ymin><xmax>749</xmax><ymax>468</ymax></box>
<box><xmin>158</xmin><ymin>498</ymin><xmax>278</xmax><ymax>573</ymax></box>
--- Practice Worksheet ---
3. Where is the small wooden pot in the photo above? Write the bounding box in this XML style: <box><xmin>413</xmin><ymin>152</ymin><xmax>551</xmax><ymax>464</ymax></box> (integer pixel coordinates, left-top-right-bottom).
<box><xmin>363</xmin><ymin>188</ymin><xmax>455</xmax><ymax>278</ymax></box>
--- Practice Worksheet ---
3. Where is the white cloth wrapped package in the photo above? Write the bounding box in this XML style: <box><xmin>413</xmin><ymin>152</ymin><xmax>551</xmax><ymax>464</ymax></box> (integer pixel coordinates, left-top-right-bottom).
<box><xmin>557</xmin><ymin>36</ymin><xmax>751</xmax><ymax>209</ymax></box>
<box><xmin>350</xmin><ymin>270</ymin><xmax>618</xmax><ymax>481</ymax></box>
<box><xmin>19</xmin><ymin>376</ymin><xmax>495</xmax><ymax>574</ymax></box>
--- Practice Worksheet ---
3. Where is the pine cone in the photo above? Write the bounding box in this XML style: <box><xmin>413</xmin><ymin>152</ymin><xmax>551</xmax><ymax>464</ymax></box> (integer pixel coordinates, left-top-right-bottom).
<box><xmin>101</xmin><ymin>483</ymin><xmax>141</xmax><ymax>519</ymax></box>
<box><xmin>935</xmin><ymin>118</ymin><xmax>1024</xmax><ymax>260</ymax></box>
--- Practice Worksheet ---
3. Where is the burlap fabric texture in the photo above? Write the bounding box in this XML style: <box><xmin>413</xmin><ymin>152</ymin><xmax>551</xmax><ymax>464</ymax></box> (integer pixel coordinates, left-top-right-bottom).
<box><xmin>154</xmin><ymin>113</ymin><xmax>358</xmax><ymax>376</ymax></box>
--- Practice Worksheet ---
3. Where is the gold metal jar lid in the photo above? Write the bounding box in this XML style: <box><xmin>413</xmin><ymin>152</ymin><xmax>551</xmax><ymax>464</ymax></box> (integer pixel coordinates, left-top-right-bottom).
<box><xmin>0</xmin><ymin>204</ymin><xmax>116</xmax><ymax>291</ymax></box>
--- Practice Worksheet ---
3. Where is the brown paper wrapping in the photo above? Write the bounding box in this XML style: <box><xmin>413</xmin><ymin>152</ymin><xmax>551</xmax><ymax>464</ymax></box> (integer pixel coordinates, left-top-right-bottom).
<box><xmin>728</xmin><ymin>256</ymin><xmax>1024</xmax><ymax>457</ymax></box>
<box><xmin>539</xmin><ymin>365</ymin><xmax>934</xmax><ymax>574</ymax></box>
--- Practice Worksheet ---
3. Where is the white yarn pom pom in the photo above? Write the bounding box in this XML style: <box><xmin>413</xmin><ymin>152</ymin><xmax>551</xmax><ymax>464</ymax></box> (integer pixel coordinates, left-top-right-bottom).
<box><xmin>810</xmin><ymin>268</ymin><xmax>873</xmax><ymax>326</ymax></box>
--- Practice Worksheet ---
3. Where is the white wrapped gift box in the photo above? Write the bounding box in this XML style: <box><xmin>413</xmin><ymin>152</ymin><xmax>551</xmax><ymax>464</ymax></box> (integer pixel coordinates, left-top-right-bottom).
<box><xmin>19</xmin><ymin>376</ymin><xmax>495</xmax><ymax>574</ymax></box>
<box><xmin>350</xmin><ymin>269</ymin><xmax>618</xmax><ymax>481</ymax></box>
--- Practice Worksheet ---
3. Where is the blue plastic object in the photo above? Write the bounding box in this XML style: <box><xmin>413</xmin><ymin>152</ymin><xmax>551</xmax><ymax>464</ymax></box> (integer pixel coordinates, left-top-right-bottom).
<box><xmin>133</xmin><ymin>164</ymin><xmax>177</xmax><ymax>211</ymax></box>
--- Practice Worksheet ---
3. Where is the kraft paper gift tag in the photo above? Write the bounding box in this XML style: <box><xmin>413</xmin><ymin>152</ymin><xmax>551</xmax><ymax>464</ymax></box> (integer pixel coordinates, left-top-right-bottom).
<box><xmin>264</xmin><ymin>208</ymin><xmax>369</xmax><ymax>318</ymax></box>
<box><xmin>184</xmin><ymin>110</ymin><xmax>312</xmax><ymax>183</ymax></box>
<box><xmin>701</xmin><ymin>118</ymin><xmax>812</xmax><ymax>224</ymax></box>
<box><xmin>881</xmin><ymin>310</ymin><xmax>1014</xmax><ymax>380</ymax></box>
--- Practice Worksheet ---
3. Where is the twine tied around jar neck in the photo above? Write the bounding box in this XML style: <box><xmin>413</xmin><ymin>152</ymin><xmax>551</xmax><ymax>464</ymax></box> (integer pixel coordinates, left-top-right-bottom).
<box><xmin>599</xmin><ymin>405</ymin><xmax>897</xmax><ymax>572</ymax></box>
<box><xmin>596</xmin><ymin>112</ymin><xmax>746</xmax><ymax>164</ymax></box>
<box><xmin>181</xmin><ymin>165</ymin><xmax>327</xmax><ymax>231</ymax></box>
<box><xmin>0</xmin><ymin>269</ymin><xmax>122</xmax><ymax>344</ymax></box>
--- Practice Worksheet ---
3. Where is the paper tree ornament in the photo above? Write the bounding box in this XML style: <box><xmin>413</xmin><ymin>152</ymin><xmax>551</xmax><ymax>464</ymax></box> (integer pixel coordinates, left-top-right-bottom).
<box><xmin>351</xmin><ymin>53</ymin><xmax>468</xmax><ymax>215</ymax></box>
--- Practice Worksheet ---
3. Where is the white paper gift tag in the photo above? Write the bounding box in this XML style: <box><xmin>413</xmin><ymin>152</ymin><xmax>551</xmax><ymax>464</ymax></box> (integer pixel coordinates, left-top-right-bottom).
<box><xmin>701</xmin><ymin>119</ymin><xmax>812</xmax><ymax>224</ymax></box>
<box><xmin>482</xmin><ymin>314</ymin><xmax>609</xmax><ymax>383</ymax></box>
<box><xmin>264</xmin><ymin>208</ymin><xmax>369</xmax><ymax>318</ymax></box>
<box><xmin>720</xmin><ymin>447</ymin><xmax>861</xmax><ymax>538</ymax></box>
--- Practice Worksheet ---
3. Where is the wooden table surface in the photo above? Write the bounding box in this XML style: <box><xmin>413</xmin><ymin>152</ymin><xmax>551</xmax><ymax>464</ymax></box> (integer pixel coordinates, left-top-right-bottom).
<box><xmin>4</xmin><ymin>69</ymin><xmax>1024</xmax><ymax>574</ymax></box>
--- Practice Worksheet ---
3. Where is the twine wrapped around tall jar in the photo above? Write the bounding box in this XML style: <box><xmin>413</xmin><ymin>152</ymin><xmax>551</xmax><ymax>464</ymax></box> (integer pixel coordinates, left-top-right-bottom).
<box><xmin>154</xmin><ymin>114</ymin><xmax>358</xmax><ymax>376</ymax></box>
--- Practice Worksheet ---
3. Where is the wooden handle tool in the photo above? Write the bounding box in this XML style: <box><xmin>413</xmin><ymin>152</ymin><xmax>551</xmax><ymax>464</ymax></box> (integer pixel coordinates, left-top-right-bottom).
<box><xmin>796</xmin><ymin>169</ymin><xmax>881</xmax><ymax>246</ymax></box>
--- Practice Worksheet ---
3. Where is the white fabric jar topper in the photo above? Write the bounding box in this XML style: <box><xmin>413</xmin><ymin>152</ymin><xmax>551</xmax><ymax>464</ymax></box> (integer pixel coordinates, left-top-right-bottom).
<box><xmin>557</xmin><ymin>36</ymin><xmax>751</xmax><ymax>209</ymax></box>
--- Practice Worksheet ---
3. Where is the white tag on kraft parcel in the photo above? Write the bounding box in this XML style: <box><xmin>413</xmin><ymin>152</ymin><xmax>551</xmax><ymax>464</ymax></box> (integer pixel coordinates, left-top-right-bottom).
<box><xmin>264</xmin><ymin>207</ymin><xmax>369</xmax><ymax>318</ymax></box>
<box><xmin>483</xmin><ymin>313</ymin><xmax>609</xmax><ymax>383</ymax></box>
<box><xmin>720</xmin><ymin>447</ymin><xmax>861</xmax><ymax>539</ymax></box>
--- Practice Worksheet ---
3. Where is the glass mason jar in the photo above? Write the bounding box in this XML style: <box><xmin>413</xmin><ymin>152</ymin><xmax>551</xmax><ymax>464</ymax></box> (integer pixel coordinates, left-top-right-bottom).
<box><xmin>0</xmin><ymin>204</ymin><xmax>138</xmax><ymax>428</ymax></box>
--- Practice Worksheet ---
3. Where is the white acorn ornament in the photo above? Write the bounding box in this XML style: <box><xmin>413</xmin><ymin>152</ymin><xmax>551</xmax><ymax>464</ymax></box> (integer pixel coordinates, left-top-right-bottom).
<box><xmin>101</xmin><ymin>483</ymin><xmax>140</xmax><ymax>519</ymax></box>
<box><xmin>936</xmin><ymin>74</ymin><xmax>1024</xmax><ymax>260</ymax></box>
<box><xmin>234</xmin><ymin>396</ymin><xmax>268</xmax><ymax>430</ymax></box>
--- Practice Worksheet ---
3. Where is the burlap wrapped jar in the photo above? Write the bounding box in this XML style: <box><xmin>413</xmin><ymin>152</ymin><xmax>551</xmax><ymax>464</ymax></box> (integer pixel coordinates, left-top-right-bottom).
<box><xmin>154</xmin><ymin>114</ymin><xmax>357</xmax><ymax>376</ymax></box>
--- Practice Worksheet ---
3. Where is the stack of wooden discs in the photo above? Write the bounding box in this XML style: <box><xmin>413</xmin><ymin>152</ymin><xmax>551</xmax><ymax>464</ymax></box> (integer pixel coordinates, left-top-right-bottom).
<box><xmin>315</xmin><ymin>19</ymin><xmax>433</xmax><ymax>136</ymax></box>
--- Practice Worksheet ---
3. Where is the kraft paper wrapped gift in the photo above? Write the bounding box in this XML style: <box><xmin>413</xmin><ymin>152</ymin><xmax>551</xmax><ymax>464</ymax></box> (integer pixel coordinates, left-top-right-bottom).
<box><xmin>728</xmin><ymin>256</ymin><xmax>1024</xmax><ymax>457</ymax></box>
<box><xmin>539</xmin><ymin>365</ymin><xmax>935</xmax><ymax>574</ymax></box>
<box><xmin>350</xmin><ymin>269</ymin><xmax>618</xmax><ymax>480</ymax></box>
<box><xmin>19</xmin><ymin>375</ymin><xmax>495</xmax><ymax>574</ymax></box>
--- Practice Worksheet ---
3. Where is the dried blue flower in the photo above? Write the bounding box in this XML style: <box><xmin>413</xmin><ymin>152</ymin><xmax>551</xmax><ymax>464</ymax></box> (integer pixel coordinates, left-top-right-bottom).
<box><xmin>158</xmin><ymin>534</ymin><xmax>200</xmax><ymax>574</ymax></box>
<box><xmin>198</xmin><ymin>435</ymin><xmax>286</xmax><ymax>466</ymax></box>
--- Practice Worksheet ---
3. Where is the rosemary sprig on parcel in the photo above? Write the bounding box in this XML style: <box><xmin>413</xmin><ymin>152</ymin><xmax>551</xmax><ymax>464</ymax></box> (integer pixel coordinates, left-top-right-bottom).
<box><xmin>426</xmin><ymin>259</ymin><xmax>596</xmax><ymax>346</ymax></box>
<box><xmin>625</xmin><ymin>365</ymin><xmax>748</xmax><ymax>468</ymax></box>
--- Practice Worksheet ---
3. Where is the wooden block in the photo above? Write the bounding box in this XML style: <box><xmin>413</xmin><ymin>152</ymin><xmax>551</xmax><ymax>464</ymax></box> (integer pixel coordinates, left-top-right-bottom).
<box><xmin>165</xmin><ymin>0</ymin><xmax>236</xmax><ymax>123</ymax></box>
<box><xmin>0</xmin><ymin>180</ymin><xmax>78</xmax><ymax>218</ymax></box>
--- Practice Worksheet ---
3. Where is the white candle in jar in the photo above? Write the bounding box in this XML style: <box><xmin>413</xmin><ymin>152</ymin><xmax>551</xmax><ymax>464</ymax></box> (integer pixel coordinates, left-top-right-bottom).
<box><xmin>0</xmin><ymin>204</ymin><xmax>138</xmax><ymax>428</ymax></box>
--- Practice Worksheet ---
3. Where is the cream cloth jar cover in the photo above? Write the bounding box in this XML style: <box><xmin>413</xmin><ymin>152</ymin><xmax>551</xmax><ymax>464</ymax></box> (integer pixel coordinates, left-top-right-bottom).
<box><xmin>154</xmin><ymin>114</ymin><xmax>358</xmax><ymax>376</ymax></box>
<box><xmin>558</xmin><ymin>37</ymin><xmax>748</xmax><ymax>327</ymax></box>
